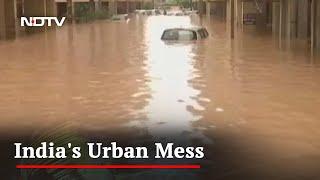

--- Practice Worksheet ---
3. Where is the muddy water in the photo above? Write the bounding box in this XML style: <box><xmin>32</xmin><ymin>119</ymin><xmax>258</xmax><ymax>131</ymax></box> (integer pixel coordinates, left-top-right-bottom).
<box><xmin>1</xmin><ymin>15</ymin><xmax>320</xmax><ymax>178</ymax></box>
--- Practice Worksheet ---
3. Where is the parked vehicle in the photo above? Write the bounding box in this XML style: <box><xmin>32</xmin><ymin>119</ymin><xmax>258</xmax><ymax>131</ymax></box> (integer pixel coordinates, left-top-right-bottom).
<box><xmin>111</xmin><ymin>14</ymin><xmax>129</xmax><ymax>21</ymax></box>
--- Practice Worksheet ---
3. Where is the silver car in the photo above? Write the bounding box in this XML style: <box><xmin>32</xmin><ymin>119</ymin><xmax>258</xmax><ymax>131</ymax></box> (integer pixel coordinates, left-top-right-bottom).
<box><xmin>161</xmin><ymin>27</ymin><xmax>209</xmax><ymax>41</ymax></box>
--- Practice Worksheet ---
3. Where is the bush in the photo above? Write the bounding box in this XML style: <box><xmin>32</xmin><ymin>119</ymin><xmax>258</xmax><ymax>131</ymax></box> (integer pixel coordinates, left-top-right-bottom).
<box><xmin>95</xmin><ymin>8</ymin><xmax>110</xmax><ymax>20</ymax></box>
<box><xmin>142</xmin><ymin>2</ymin><xmax>154</xmax><ymax>10</ymax></box>
<box><xmin>74</xmin><ymin>3</ymin><xmax>110</xmax><ymax>23</ymax></box>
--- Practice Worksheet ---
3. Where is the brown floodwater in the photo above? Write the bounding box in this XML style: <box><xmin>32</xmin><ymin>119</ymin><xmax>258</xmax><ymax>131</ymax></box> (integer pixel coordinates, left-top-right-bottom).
<box><xmin>1</xmin><ymin>15</ymin><xmax>320</xmax><ymax>179</ymax></box>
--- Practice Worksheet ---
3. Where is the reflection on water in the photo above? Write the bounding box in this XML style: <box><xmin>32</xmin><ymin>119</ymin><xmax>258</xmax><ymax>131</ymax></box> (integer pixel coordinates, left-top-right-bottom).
<box><xmin>0</xmin><ymin>19</ymin><xmax>148</xmax><ymax>134</ymax></box>
<box><xmin>141</xmin><ymin>16</ymin><xmax>209</xmax><ymax>141</ymax></box>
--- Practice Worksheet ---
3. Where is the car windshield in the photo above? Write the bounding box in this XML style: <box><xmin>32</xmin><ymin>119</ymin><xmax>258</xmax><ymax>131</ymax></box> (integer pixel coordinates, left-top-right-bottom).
<box><xmin>162</xmin><ymin>29</ymin><xmax>197</xmax><ymax>41</ymax></box>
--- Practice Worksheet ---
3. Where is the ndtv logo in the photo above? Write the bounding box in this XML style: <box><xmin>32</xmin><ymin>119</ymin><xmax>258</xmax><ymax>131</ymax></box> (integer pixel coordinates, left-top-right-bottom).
<box><xmin>20</xmin><ymin>17</ymin><xmax>66</xmax><ymax>27</ymax></box>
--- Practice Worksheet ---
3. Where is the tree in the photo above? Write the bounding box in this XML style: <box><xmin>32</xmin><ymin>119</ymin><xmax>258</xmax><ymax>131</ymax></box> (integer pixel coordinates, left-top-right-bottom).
<box><xmin>67</xmin><ymin>0</ymin><xmax>73</xmax><ymax>22</ymax></box>
<box><xmin>167</xmin><ymin>0</ymin><xmax>191</xmax><ymax>8</ymax></box>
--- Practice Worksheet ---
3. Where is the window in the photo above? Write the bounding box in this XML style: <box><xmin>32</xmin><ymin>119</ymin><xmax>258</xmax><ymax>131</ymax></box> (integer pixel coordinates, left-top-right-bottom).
<box><xmin>198</xmin><ymin>30</ymin><xmax>205</xmax><ymax>39</ymax></box>
<box><xmin>161</xmin><ymin>29</ymin><xmax>198</xmax><ymax>41</ymax></box>
<box><xmin>161</xmin><ymin>30</ymin><xmax>178</xmax><ymax>40</ymax></box>
<box><xmin>178</xmin><ymin>30</ymin><xmax>197</xmax><ymax>41</ymax></box>
<box><xmin>203</xmin><ymin>28</ymin><xmax>209</xmax><ymax>37</ymax></box>
<box><xmin>198</xmin><ymin>28</ymin><xmax>209</xmax><ymax>39</ymax></box>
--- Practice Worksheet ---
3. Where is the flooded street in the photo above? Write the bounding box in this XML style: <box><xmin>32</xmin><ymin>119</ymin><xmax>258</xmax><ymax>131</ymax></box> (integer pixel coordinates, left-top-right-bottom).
<box><xmin>1</xmin><ymin>15</ymin><xmax>320</xmax><ymax>178</ymax></box>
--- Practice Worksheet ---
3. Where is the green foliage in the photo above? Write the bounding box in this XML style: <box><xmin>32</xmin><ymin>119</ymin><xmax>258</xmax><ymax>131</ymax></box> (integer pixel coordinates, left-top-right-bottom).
<box><xmin>167</xmin><ymin>0</ymin><xmax>191</xmax><ymax>8</ymax></box>
<box><xmin>74</xmin><ymin>3</ymin><xmax>110</xmax><ymax>23</ymax></box>
<box><xmin>142</xmin><ymin>2</ymin><xmax>153</xmax><ymax>10</ymax></box>
<box><xmin>20</xmin><ymin>124</ymin><xmax>90</xmax><ymax>180</ymax></box>
<box><xmin>95</xmin><ymin>8</ymin><xmax>111</xmax><ymax>20</ymax></box>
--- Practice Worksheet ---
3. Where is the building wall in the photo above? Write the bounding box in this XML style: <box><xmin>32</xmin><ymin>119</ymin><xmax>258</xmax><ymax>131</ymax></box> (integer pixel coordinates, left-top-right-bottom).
<box><xmin>210</xmin><ymin>1</ymin><xmax>226</xmax><ymax>20</ymax></box>
<box><xmin>272</xmin><ymin>1</ymin><xmax>280</xmax><ymax>34</ymax></box>
<box><xmin>0</xmin><ymin>0</ymin><xmax>16</xmax><ymax>39</ymax></box>
<box><xmin>243</xmin><ymin>0</ymin><xmax>256</xmax><ymax>14</ymax></box>
<box><xmin>297</xmin><ymin>0</ymin><xmax>308</xmax><ymax>39</ymax></box>
<box><xmin>315</xmin><ymin>0</ymin><xmax>320</xmax><ymax>50</ymax></box>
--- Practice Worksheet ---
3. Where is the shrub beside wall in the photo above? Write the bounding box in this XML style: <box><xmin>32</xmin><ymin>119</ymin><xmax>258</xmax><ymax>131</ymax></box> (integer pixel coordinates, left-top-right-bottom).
<box><xmin>74</xmin><ymin>3</ymin><xmax>110</xmax><ymax>23</ymax></box>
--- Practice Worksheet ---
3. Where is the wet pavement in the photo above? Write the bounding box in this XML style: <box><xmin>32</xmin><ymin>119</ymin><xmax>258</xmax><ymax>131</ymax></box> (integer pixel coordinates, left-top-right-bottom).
<box><xmin>1</xmin><ymin>15</ymin><xmax>320</xmax><ymax>179</ymax></box>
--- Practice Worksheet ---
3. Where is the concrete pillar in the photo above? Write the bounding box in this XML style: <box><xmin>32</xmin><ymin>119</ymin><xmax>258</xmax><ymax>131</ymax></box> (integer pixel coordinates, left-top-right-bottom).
<box><xmin>256</xmin><ymin>0</ymin><xmax>267</xmax><ymax>29</ymax></box>
<box><xmin>24</xmin><ymin>0</ymin><xmax>46</xmax><ymax>32</ymax></box>
<box><xmin>193</xmin><ymin>1</ymin><xmax>197</xmax><ymax>11</ymax></box>
<box><xmin>95</xmin><ymin>0</ymin><xmax>102</xmax><ymax>12</ymax></box>
<box><xmin>46</xmin><ymin>0</ymin><xmax>57</xmax><ymax>30</ymax></box>
<box><xmin>66</xmin><ymin>0</ymin><xmax>74</xmax><ymax>22</ymax></box>
<box><xmin>136</xmin><ymin>1</ymin><xmax>141</xmax><ymax>10</ymax></box>
<box><xmin>297</xmin><ymin>0</ymin><xmax>308</xmax><ymax>39</ymax></box>
<box><xmin>198</xmin><ymin>0</ymin><xmax>205</xmax><ymax>15</ymax></box>
<box><xmin>129</xmin><ymin>1</ymin><xmax>136</xmax><ymax>13</ymax></box>
<box><xmin>89</xmin><ymin>0</ymin><xmax>95</xmax><ymax>13</ymax></box>
<box><xmin>109</xmin><ymin>0</ymin><xmax>117</xmax><ymax>15</ymax></box>
<box><xmin>287</xmin><ymin>0</ymin><xmax>297</xmax><ymax>39</ymax></box>
<box><xmin>272</xmin><ymin>1</ymin><xmax>280</xmax><ymax>35</ymax></box>
<box><xmin>226</xmin><ymin>0</ymin><xmax>235</xmax><ymax>38</ymax></box>
<box><xmin>16</xmin><ymin>0</ymin><xmax>23</xmax><ymax>18</ymax></box>
<box><xmin>231</xmin><ymin>0</ymin><xmax>234</xmax><ymax>38</ymax></box>
<box><xmin>314</xmin><ymin>0</ymin><xmax>320</xmax><ymax>52</ymax></box>
<box><xmin>0</xmin><ymin>0</ymin><xmax>16</xmax><ymax>40</ymax></box>
<box><xmin>234</xmin><ymin>0</ymin><xmax>241</xmax><ymax>27</ymax></box>
<box><xmin>24</xmin><ymin>0</ymin><xmax>45</xmax><ymax>16</ymax></box>
<box><xmin>240</xmin><ymin>0</ymin><xmax>244</xmax><ymax>26</ymax></box>
<box><xmin>231</xmin><ymin>0</ymin><xmax>243</xmax><ymax>32</ymax></box>
<box><xmin>133</xmin><ymin>2</ymin><xmax>137</xmax><ymax>12</ymax></box>
<box><xmin>206</xmin><ymin>1</ymin><xmax>210</xmax><ymax>16</ymax></box>
<box><xmin>23</xmin><ymin>0</ymin><xmax>57</xmax><ymax>31</ymax></box>
<box><xmin>210</xmin><ymin>1</ymin><xmax>226</xmax><ymax>20</ymax></box>
<box><xmin>310</xmin><ymin>0</ymin><xmax>315</xmax><ymax>51</ymax></box>
<box><xmin>280</xmin><ymin>0</ymin><xmax>296</xmax><ymax>40</ymax></box>
<box><xmin>222</xmin><ymin>1</ymin><xmax>227</xmax><ymax>21</ymax></box>
<box><xmin>279</xmin><ymin>0</ymin><xmax>286</xmax><ymax>38</ymax></box>
<box><xmin>46</xmin><ymin>0</ymin><xmax>57</xmax><ymax>17</ymax></box>
<box><xmin>126</xmin><ymin>0</ymin><xmax>129</xmax><ymax>14</ymax></box>
<box><xmin>267</xmin><ymin>1</ymin><xmax>272</xmax><ymax>25</ymax></box>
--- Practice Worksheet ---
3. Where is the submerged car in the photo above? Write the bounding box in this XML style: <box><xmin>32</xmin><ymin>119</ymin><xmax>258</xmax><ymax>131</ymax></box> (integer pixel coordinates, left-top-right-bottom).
<box><xmin>184</xmin><ymin>10</ymin><xmax>199</xmax><ymax>16</ymax></box>
<box><xmin>174</xmin><ymin>11</ymin><xmax>185</xmax><ymax>16</ymax></box>
<box><xmin>111</xmin><ymin>14</ymin><xmax>129</xmax><ymax>21</ymax></box>
<box><xmin>161</xmin><ymin>27</ymin><xmax>209</xmax><ymax>41</ymax></box>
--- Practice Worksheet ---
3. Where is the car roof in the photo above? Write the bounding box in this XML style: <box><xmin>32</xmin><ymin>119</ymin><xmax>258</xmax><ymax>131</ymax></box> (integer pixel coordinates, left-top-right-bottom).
<box><xmin>163</xmin><ymin>26</ymin><xmax>206</xmax><ymax>31</ymax></box>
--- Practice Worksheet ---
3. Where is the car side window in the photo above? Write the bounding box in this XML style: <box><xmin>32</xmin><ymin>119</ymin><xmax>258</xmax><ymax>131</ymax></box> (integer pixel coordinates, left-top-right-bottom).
<box><xmin>198</xmin><ymin>29</ymin><xmax>209</xmax><ymax>39</ymax></box>
<box><xmin>198</xmin><ymin>30</ymin><xmax>205</xmax><ymax>39</ymax></box>
<box><xmin>203</xmin><ymin>29</ymin><xmax>209</xmax><ymax>37</ymax></box>
<box><xmin>178</xmin><ymin>30</ymin><xmax>197</xmax><ymax>41</ymax></box>
<box><xmin>162</xmin><ymin>30</ymin><xmax>178</xmax><ymax>40</ymax></box>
